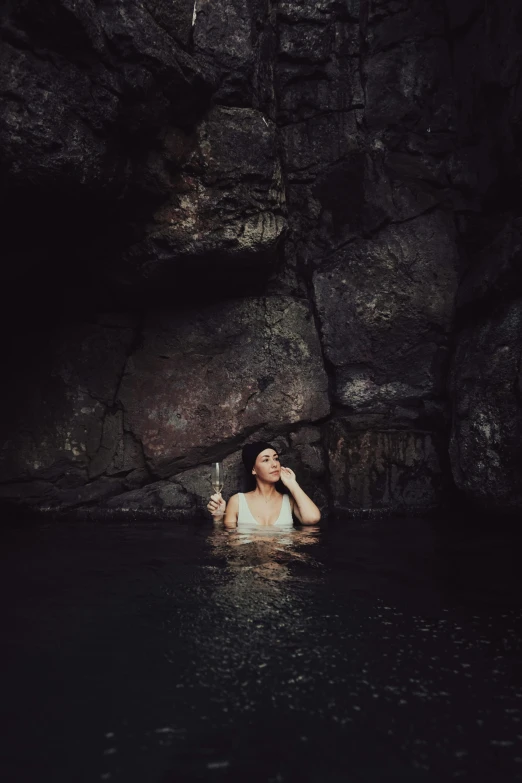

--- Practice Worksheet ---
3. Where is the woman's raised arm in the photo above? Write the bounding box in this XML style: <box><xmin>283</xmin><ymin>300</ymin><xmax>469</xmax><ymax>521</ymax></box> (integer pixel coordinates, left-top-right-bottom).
<box><xmin>280</xmin><ymin>467</ymin><xmax>321</xmax><ymax>524</ymax></box>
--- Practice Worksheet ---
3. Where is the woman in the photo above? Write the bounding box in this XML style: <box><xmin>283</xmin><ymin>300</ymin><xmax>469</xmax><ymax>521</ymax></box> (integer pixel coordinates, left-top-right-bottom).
<box><xmin>207</xmin><ymin>441</ymin><xmax>321</xmax><ymax>529</ymax></box>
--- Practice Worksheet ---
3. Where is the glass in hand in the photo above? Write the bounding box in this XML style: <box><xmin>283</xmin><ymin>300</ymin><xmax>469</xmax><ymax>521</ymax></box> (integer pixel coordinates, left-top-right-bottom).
<box><xmin>211</xmin><ymin>462</ymin><xmax>224</xmax><ymax>496</ymax></box>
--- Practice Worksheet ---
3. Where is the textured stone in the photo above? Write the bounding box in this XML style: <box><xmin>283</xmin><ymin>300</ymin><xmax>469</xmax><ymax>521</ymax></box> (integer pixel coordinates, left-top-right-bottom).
<box><xmin>118</xmin><ymin>297</ymin><xmax>329</xmax><ymax>476</ymax></box>
<box><xmin>289</xmin><ymin>426</ymin><xmax>322</xmax><ymax>447</ymax></box>
<box><xmin>55</xmin><ymin>477</ymin><xmax>125</xmax><ymax>509</ymax></box>
<box><xmin>327</xmin><ymin>421</ymin><xmax>443</xmax><ymax>514</ymax></box>
<box><xmin>193</xmin><ymin>0</ymin><xmax>275</xmax><ymax>109</ymax></box>
<box><xmin>457</xmin><ymin>216</ymin><xmax>522</xmax><ymax>309</ymax></box>
<box><xmin>0</xmin><ymin>318</ymin><xmax>136</xmax><ymax>484</ymax></box>
<box><xmin>124</xmin><ymin>106</ymin><xmax>286</xmax><ymax>283</ymax></box>
<box><xmin>280</xmin><ymin>112</ymin><xmax>359</xmax><ymax>179</ymax></box>
<box><xmin>2</xmin><ymin>0</ymin><xmax>522</xmax><ymax>518</ymax></box>
<box><xmin>449</xmin><ymin>301</ymin><xmax>522</xmax><ymax>512</ymax></box>
<box><xmin>0</xmin><ymin>0</ymin><xmax>211</xmax><ymax>194</ymax></box>
<box><xmin>363</xmin><ymin>25</ymin><xmax>453</xmax><ymax>135</ymax></box>
<box><xmin>105</xmin><ymin>480</ymin><xmax>192</xmax><ymax>514</ymax></box>
<box><xmin>313</xmin><ymin>212</ymin><xmax>458</xmax><ymax>417</ymax></box>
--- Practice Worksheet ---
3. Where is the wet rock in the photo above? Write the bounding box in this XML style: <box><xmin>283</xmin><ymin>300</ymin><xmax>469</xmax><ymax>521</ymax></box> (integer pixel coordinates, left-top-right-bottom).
<box><xmin>449</xmin><ymin>301</ymin><xmax>522</xmax><ymax>512</ymax></box>
<box><xmin>0</xmin><ymin>0</ymin><xmax>211</xmax><ymax>195</ymax></box>
<box><xmin>0</xmin><ymin>317</ymin><xmax>136</xmax><ymax>484</ymax></box>
<box><xmin>0</xmin><ymin>476</ymin><xmax>126</xmax><ymax>512</ymax></box>
<box><xmin>280</xmin><ymin>113</ymin><xmax>359</xmax><ymax>181</ymax></box>
<box><xmin>105</xmin><ymin>480</ymin><xmax>192</xmax><ymax>515</ymax></box>
<box><xmin>313</xmin><ymin>212</ymin><xmax>458</xmax><ymax>420</ymax></box>
<box><xmin>106</xmin><ymin>433</ymin><xmax>148</xmax><ymax>482</ymax></box>
<box><xmin>363</xmin><ymin>31</ymin><xmax>453</xmax><ymax>135</ymax></box>
<box><xmin>289</xmin><ymin>426</ymin><xmax>322</xmax><ymax>447</ymax></box>
<box><xmin>457</xmin><ymin>216</ymin><xmax>522</xmax><ymax>310</ymax></box>
<box><xmin>0</xmin><ymin>480</ymin><xmax>59</xmax><ymax>507</ymax></box>
<box><xmin>118</xmin><ymin>297</ymin><xmax>329</xmax><ymax>476</ymax></box>
<box><xmin>2</xmin><ymin>0</ymin><xmax>522</xmax><ymax>518</ymax></box>
<box><xmin>123</xmin><ymin>106</ymin><xmax>286</xmax><ymax>285</ymax></box>
<box><xmin>327</xmin><ymin>421</ymin><xmax>444</xmax><ymax>514</ymax></box>
<box><xmin>193</xmin><ymin>0</ymin><xmax>276</xmax><ymax>110</ymax></box>
<box><xmin>278</xmin><ymin>22</ymin><xmax>332</xmax><ymax>64</ymax></box>
<box><xmin>55</xmin><ymin>477</ymin><xmax>125</xmax><ymax>509</ymax></box>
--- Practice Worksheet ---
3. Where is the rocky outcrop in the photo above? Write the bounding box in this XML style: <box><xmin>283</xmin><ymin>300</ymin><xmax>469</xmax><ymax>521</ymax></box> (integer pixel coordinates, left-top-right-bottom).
<box><xmin>327</xmin><ymin>424</ymin><xmax>444</xmax><ymax>514</ymax></box>
<box><xmin>313</xmin><ymin>212</ymin><xmax>458</xmax><ymax>414</ymax></box>
<box><xmin>0</xmin><ymin>299</ymin><xmax>329</xmax><ymax>514</ymax></box>
<box><xmin>0</xmin><ymin>0</ymin><xmax>210</xmax><ymax>195</ymax></box>
<box><xmin>446</xmin><ymin>3</ymin><xmax>522</xmax><ymax>514</ymax></box>
<box><xmin>1</xmin><ymin>0</ymin><xmax>522</xmax><ymax>518</ymax></box>
<box><xmin>118</xmin><ymin>297</ymin><xmax>329</xmax><ymax>475</ymax></box>
<box><xmin>122</xmin><ymin>105</ymin><xmax>286</xmax><ymax>288</ymax></box>
<box><xmin>276</xmin><ymin>0</ymin><xmax>460</xmax><ymax>511</ymax></box>
<box><xmin>449</xmin><ymin>222</ymin><xmax>522</xmax><ymax>512</ymax></box>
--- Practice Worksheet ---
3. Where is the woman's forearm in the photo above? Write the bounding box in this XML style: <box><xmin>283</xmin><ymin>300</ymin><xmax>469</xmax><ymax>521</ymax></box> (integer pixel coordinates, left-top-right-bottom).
<box><xmin>287</xmin><ymin>481</ymin><xmax>321</xmax><ymax>524</ymax></box>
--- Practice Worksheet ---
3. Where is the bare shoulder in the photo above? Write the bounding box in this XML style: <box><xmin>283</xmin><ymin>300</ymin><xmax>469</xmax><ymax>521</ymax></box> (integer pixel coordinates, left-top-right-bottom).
<box><xmin>223</xmin><ymin>493</ymin><xmax>239</xmax><ymax>528</ymax></box>
<box><xmin>227</xmin><ymin>493</ymin><xmax>240</xmax><ymax>508</ymax></box>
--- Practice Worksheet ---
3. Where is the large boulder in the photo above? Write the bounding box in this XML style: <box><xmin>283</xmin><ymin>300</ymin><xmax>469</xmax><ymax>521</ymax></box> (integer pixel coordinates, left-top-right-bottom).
<box><xmin>118</xmin><ymin>297</ymin><xmax>330</xmax><ymax>476</ymax></box>
<box><xmin>327</xmin><ymin>420</ymin><xmax>444</xmax><ymax>515</ymax></box>
<box><xmin>449</xmin><ymin>300</ymin><xmax>522</xmax><ymax>512</ymax></box>
<box><xmin>0</xmin><ymin>0</ymin><xmax>210</xmax><ymax>195</ymax></box>
<box><xmin>313</xmin><ymin>211</ymin><xmax>458</xmax><ymax>421</ymax></box>
<box><xmin>193</xmin><ymin>0</ymin><xmax>276</xmax><ymax>110</ymax></box>
<box><xmin>122</xmin><ymin>105</ymin><xmax>286</xmax><ymax>286</ymax></box>
<box><xmin>0</xmin><ymin>298</ymin><xmax>329</xmax><ymax>511</ymax></box>
<box><xmin>0</xmin><ymin>315</ymin><xmax>137</xmax><ymax>486</ymax></box>
<box><xmin>449</xmin><ymin>215</ymin><xmax>522</xmax><ymax>512</ymax></box>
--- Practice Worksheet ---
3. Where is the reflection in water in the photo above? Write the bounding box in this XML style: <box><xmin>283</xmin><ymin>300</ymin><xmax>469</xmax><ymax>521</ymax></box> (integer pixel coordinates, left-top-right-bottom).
<box><xmin>192</xmin><ymin>524</ymin><xmax>325</xmax><ymax>680</ymax></box>
<box><xmin>4</xmin><ymin>520</ymin><xmax>522</xmax><ymax>783</ymax></box>
<box><xmin>210</xmin><ymin>524</ymin><xmax>321</xmax><ymax>582</ymax></box>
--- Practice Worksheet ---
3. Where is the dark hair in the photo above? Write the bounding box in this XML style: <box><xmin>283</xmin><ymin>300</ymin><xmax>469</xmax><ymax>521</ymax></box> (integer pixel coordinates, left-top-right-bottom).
<box><xmin>241</xmin><ymin>441</ymin><xmax>287</xmax><ymax>494</ymax></box>
<box><xmin>241</xmin><ymin>441</ymin><xmax>276</xmax><ymax>474</ymax></box>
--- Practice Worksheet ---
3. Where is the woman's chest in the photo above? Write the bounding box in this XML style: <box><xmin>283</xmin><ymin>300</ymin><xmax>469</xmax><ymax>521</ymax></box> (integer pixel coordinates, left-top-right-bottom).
<box><xmin>245</xmin><ymin>496</ymin><xmax>283</xmax><ymax>525</ymax></box>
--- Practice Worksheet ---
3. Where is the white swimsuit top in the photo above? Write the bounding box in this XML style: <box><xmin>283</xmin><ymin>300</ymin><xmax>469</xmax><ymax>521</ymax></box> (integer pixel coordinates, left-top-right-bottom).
<box><xmin>237</xmin><ymin>492</ymin><xmax>294</xmax><ymax>529</ymax></box>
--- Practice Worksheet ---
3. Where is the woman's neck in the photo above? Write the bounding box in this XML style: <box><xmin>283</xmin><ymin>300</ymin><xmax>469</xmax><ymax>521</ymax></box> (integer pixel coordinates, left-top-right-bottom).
<box><xmin>254</xmin><ymin>481</ymin><xmax>278</xmax><ymax>500</ymax></box>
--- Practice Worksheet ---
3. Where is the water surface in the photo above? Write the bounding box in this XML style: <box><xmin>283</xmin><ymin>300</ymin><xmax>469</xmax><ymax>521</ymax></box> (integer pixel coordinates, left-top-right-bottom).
<box><xmin>2</xmin><ymin>516</ymin><xmax>522</xmax><ymax>782</ymax></box>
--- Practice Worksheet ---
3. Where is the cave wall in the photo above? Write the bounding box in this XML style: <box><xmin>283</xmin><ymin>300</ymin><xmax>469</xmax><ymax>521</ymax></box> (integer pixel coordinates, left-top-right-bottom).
<box><xmin>1</xmin><ymin>0</ymin><xmax>521</xmax><ymax>518</ymax></box>
<box><xmin>446</xmin><ymin>4</ymin><xmax>522</xmax><ymax>513</ymax></box>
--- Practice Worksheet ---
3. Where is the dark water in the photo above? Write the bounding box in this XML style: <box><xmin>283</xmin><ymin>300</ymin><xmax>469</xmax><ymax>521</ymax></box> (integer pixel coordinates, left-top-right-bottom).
<box><xmin>2</xmin><ymin>516</ymin><xmax>522</xmax><ymax>782</ymax></box>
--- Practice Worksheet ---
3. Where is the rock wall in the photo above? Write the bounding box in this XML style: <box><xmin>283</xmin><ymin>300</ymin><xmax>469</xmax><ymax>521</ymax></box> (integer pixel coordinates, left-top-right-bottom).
<box><xmin>447</xmin><ymin>4</ymin><xmax>522</xmax><ymax>513</ymax></box>
<box><xmin>1</xmin><ymin>0</ymin><xmax>521</xmax><ymax>518</ymax></box>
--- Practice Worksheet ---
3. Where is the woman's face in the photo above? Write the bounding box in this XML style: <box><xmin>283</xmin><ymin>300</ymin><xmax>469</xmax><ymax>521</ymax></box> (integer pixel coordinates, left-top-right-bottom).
<box><xmin>253</xmin><ymin>449</ymin><xmax>280</xmax><ymax>482</ymax></box>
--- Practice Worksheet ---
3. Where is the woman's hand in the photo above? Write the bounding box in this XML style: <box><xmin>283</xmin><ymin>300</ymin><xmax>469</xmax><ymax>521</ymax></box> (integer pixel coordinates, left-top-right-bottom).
<box><xmin>279</xmin><ymin>466</ymin><xmax>297</xmax><ymax>488</ymax></box>
<box><xmin>280</xmin><ymin>468</ymin><xmax>321</xmax><ymax>524</ymax></box>
<box><xmin>207</xmin><ymin>493</ymin><xmax>226</xmax><ymax>517</ymax></box>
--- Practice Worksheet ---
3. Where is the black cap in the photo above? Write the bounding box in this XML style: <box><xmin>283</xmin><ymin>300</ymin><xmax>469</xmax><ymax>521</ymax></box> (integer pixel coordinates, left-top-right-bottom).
<box><xmin>241</xmin><ymin>441</ymin><xmax>277</xmax><ymax>474</ymax></box>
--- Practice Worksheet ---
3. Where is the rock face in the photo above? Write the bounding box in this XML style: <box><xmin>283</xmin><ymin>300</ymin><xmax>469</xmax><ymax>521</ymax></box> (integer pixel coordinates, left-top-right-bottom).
<box><xmin>277</xmin><ymin>0</ymin><xmax>460</xmax><ymax>511</ymax></box>
<box><xmin>1</xmin><ymin>0</ymin><xmax>522</xmax><ymax>517</ymax></box>
<box><xmin>123</xmin><ymin>106</ymin><xmax>286</xmax><ymax>288</ymax></box>
<box><xmin>446</xmin><ymin>4</ymin><xmax>522</xmax><ymax>514</ymax></box>
<box><xmin>313</xmin><ymin>212</ymin><xmax>458</xmax><ymax>412</ymax></box>
<box><xmin>0</xmin><ymin>0</ymin><xmax>209</xmax><ymax>195</ymax></box>
<box><xmin>327</xmin><ymin>425</ymin><xmax>444</xmax><ymax>515</ymax></box>
<box><xmin>0</xmin><ymin>300</ymin><xmax>328</xmax><ymax>514</ymax></box>
<box><xmin>450</xmin><ymin>277</ymin><xmax>522</xmax><ymax>512</ymax></box>
<box><xmin>118</xmin><ymin>297</ymin><xmax>329</xmax><ymax>475</ymax></box>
